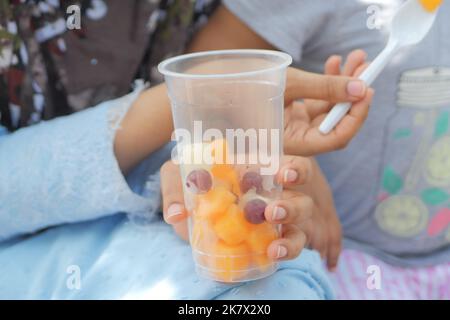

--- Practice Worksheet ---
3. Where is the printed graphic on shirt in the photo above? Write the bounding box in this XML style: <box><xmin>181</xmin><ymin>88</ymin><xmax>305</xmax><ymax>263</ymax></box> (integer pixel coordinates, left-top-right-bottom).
<box><xmin>375</xmin><ymin>67</ymin><xmax>450</xmax><ymax>240</ymax></box>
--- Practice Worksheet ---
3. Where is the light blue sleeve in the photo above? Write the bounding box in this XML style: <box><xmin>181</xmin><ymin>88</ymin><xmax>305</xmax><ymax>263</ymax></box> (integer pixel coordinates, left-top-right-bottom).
<box><xmin>0</xmin><ymin>126</ymin><xmax>7</xmax><ymax>137</ymax></box>
<box><xmin>0</xmin><ymin>89</ymin><xmax>161</xmax><ymax>241</ymax></box>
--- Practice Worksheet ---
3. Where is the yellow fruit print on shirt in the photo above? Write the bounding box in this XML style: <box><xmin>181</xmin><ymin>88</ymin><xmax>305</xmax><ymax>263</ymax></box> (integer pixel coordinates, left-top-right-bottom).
<box><xmin>425</xmin><ymin>136</ymin><xmax>450</xmax><ymax>186</ymax></box>
<box><xmin>414</xmin><ymin>112</ymin><xmax>427</xmax><ymax>126</ymax></box>
<box><xmin>375</xmin><ymin>195</ymin><xmax>429</xmax><ymax>238</ymax></box>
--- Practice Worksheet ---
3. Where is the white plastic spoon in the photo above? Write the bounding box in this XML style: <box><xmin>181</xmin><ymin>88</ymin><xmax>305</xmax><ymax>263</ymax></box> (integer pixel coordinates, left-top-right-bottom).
<box><xmin>319</xmin><ymin>0</ymin><xmax>441</xmax><ymax>135</ymax></box>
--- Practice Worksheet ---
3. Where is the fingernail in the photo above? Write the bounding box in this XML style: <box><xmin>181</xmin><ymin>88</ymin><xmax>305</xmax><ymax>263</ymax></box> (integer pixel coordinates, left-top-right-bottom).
<box><xmin>167</xmin><ymin>203</ymin><xmax>184</xmax><ymax>218</ymax></box>
<box><xmin>276</xmin><ymin>245</ymin><xmax>288</xmax><ymax>259</ymax></box>
<box><xmin>272</xmin><ymin>206</ymin><xmax>287</xmax><ymax>221</ymax></box>
<box><xmin>347</xmin><ymin>80</ymin><xmax>366</xmax><ymax>98</ymax></box>
<box><xmin>331</xmin><ymin>55</ymin><xmax>342</xmax><ymax>62</ymax></box>
<box><xmin>283</xmin><ymin>169</ymin><xmax>298</xmax><ymax>183</ymax></box>
<box><xmin>329</xmin><ymin>266</ymin><xmax>337</xmax><ymax>273</ymax></box>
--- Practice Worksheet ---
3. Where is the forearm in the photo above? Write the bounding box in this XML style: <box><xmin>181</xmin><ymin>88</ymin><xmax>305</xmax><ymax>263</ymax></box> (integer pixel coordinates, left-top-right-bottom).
<box><xmin>114</xmin><ymin>83</ymin><xmax>174</xmax><ymax>174</ymax></box>
<box><xmin>187</xmin><ymin>6</ymin><xmax>311</xmax><ymax>106</ymax></box>
<box><xmin>114</xmin><ymin>5</ymin><xmax>270</xmax><ymax>174</ymax></box>
<box><xmin>187</xmin><ymin>5</ymin><xmax>273</xmax><ymax>52</ymax></box>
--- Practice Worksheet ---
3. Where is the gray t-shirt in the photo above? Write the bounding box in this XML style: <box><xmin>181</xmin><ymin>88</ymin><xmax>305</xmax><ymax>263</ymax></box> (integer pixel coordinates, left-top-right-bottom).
<box><xmin>224</xmin><ymin>0</ymin><xmax>450</xmax><ymax>267</ymax></box>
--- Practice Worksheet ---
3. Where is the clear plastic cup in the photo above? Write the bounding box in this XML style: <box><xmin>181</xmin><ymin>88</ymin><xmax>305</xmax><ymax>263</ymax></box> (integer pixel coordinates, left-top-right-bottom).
<box><xmin>159</xmin><ymin>50</ymin><xmax>292</xmax><ymax>282</ymax></box>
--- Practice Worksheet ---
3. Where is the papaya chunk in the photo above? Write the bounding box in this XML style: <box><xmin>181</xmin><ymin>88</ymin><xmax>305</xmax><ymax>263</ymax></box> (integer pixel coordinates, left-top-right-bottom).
<box><xmin>211</xmin><ymin>164</ymin><xmax>241</xmax><ymax>196</ymax></box>
<box><xmin>247</xmin><ymin>222</ymin><xmax>278</xmax><ymax>254</ymax></box>
<box><xmin>213</xmin><ymin>204</ymin><xmax>250</xmax><ymax>245</ymax></box>
<box><xmin>195</xmin><ymin>185</ymin><xmax>237</xmax><ymax>222</ymax></box>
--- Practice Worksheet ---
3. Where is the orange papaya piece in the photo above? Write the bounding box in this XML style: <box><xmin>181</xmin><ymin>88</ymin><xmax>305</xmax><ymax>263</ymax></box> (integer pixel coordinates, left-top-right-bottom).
<box><xmin>211</xmin><ymin>164</ymin><xmax>241</xmax><ymax>196</ymax></box>
<box><xmin>195</xmin><ymin>185</ymin><xmax>237</xmax><ymax>222</ymax></box>
<box><xmin>247</xmin><ymin>223</ymin><xmax>278</xmax><ymax>271</ymax></box>
<box><xmin>191</xmin><ymin>218</ymin><xmax>217</xmax><ymax>253</ymax></box>
<box><xmin>247</xmin><ymin>222</ymin><xmax>278</xmax><ymax>254</ymax></box>
<box><xmin>213</xmin><ymin>204</ymin><xmax>251</xmax><ymax>245</ymax></box>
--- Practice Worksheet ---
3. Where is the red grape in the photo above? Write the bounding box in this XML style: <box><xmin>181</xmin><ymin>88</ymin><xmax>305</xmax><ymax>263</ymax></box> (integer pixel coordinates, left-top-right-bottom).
<box><xmin>244</xmin><ymin>199</ymin><xmax>267</xmax><ymax>224</ymax></box>
<box><xmin>240</xmin><ymin>171</ymin><xmax>263</xmax><ymax>193</ymax></box>
<box><xmin>186</xmin><ymin>169</ymin><xmax>212</xmax><ymax>194</ymax></box>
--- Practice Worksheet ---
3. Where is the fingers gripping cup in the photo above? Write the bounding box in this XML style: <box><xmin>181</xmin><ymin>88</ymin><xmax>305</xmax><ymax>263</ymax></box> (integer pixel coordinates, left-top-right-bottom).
<box><xmin>159</xmin><ymin>50</ymin><xmax>292</xmax><ymax>282</ymax></box>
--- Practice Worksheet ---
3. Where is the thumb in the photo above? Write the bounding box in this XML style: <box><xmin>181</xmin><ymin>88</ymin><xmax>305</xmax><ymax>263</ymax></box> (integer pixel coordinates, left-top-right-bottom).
<box><xmin>160</xmin><ymin>160</ymin><xmax>188</xmax><ymax>225</ymax></box>
<box><xmin>285</xmin><ymin>68</ymin><xmax>367</xmax><ymax>105</ymax></box>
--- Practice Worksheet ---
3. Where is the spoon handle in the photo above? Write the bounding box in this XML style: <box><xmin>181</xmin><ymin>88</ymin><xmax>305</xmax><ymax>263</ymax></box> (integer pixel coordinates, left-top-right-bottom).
<box><xmin>360</xmin><ymin>40</ymin><xmax>399</xmax><ymax>84</ymax></box>
<box><xmin>319</xmin><ymin>41</ymin><xmax>399</xmax><ymax>134</ymax></box>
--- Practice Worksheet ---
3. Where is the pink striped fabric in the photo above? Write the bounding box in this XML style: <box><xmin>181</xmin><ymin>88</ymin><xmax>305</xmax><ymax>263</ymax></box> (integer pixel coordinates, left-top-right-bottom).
<box><xmin>329</xmin><ymin>249</ymin><xmax>450</xmax><ymax>300</ymax></box>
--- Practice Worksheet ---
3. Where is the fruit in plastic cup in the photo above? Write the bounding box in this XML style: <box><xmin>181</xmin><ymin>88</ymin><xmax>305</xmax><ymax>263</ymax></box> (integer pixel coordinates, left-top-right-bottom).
<box><xmin>158</xmin><ymin>50</ymin><xmax>292</xmax><ymax>282</ymax></box>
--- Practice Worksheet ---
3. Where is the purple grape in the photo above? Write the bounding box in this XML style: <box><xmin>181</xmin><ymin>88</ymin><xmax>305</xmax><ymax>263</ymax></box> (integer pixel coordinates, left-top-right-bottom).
<box><xmin>240</xmin><ymin>171</ymin><xmax>263</xmax><ymax>194</ymax></box>
<box><xmin>186</xmin><ymin>169</ymin><xmax>212</xmax><ymax>194</ymax></box>
<box><xmin>244</xmin><ymin>199</ymin><xmax>267</xmax><ymax>224</ymax></box>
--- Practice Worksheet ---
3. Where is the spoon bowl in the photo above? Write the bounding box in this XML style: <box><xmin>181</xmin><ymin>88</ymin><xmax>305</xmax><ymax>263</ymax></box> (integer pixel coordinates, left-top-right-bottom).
<box><xmin>391</xmin><ymin>0</ymin><xmax>438</xmax><ymax>46</ymax></box>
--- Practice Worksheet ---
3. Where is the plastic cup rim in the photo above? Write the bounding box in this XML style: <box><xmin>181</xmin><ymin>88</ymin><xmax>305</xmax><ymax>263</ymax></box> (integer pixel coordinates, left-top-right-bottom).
<box><xmin>157</xmin><ymin>49</ymin><xmax>293</xmax><ymax>80</ymax></box>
